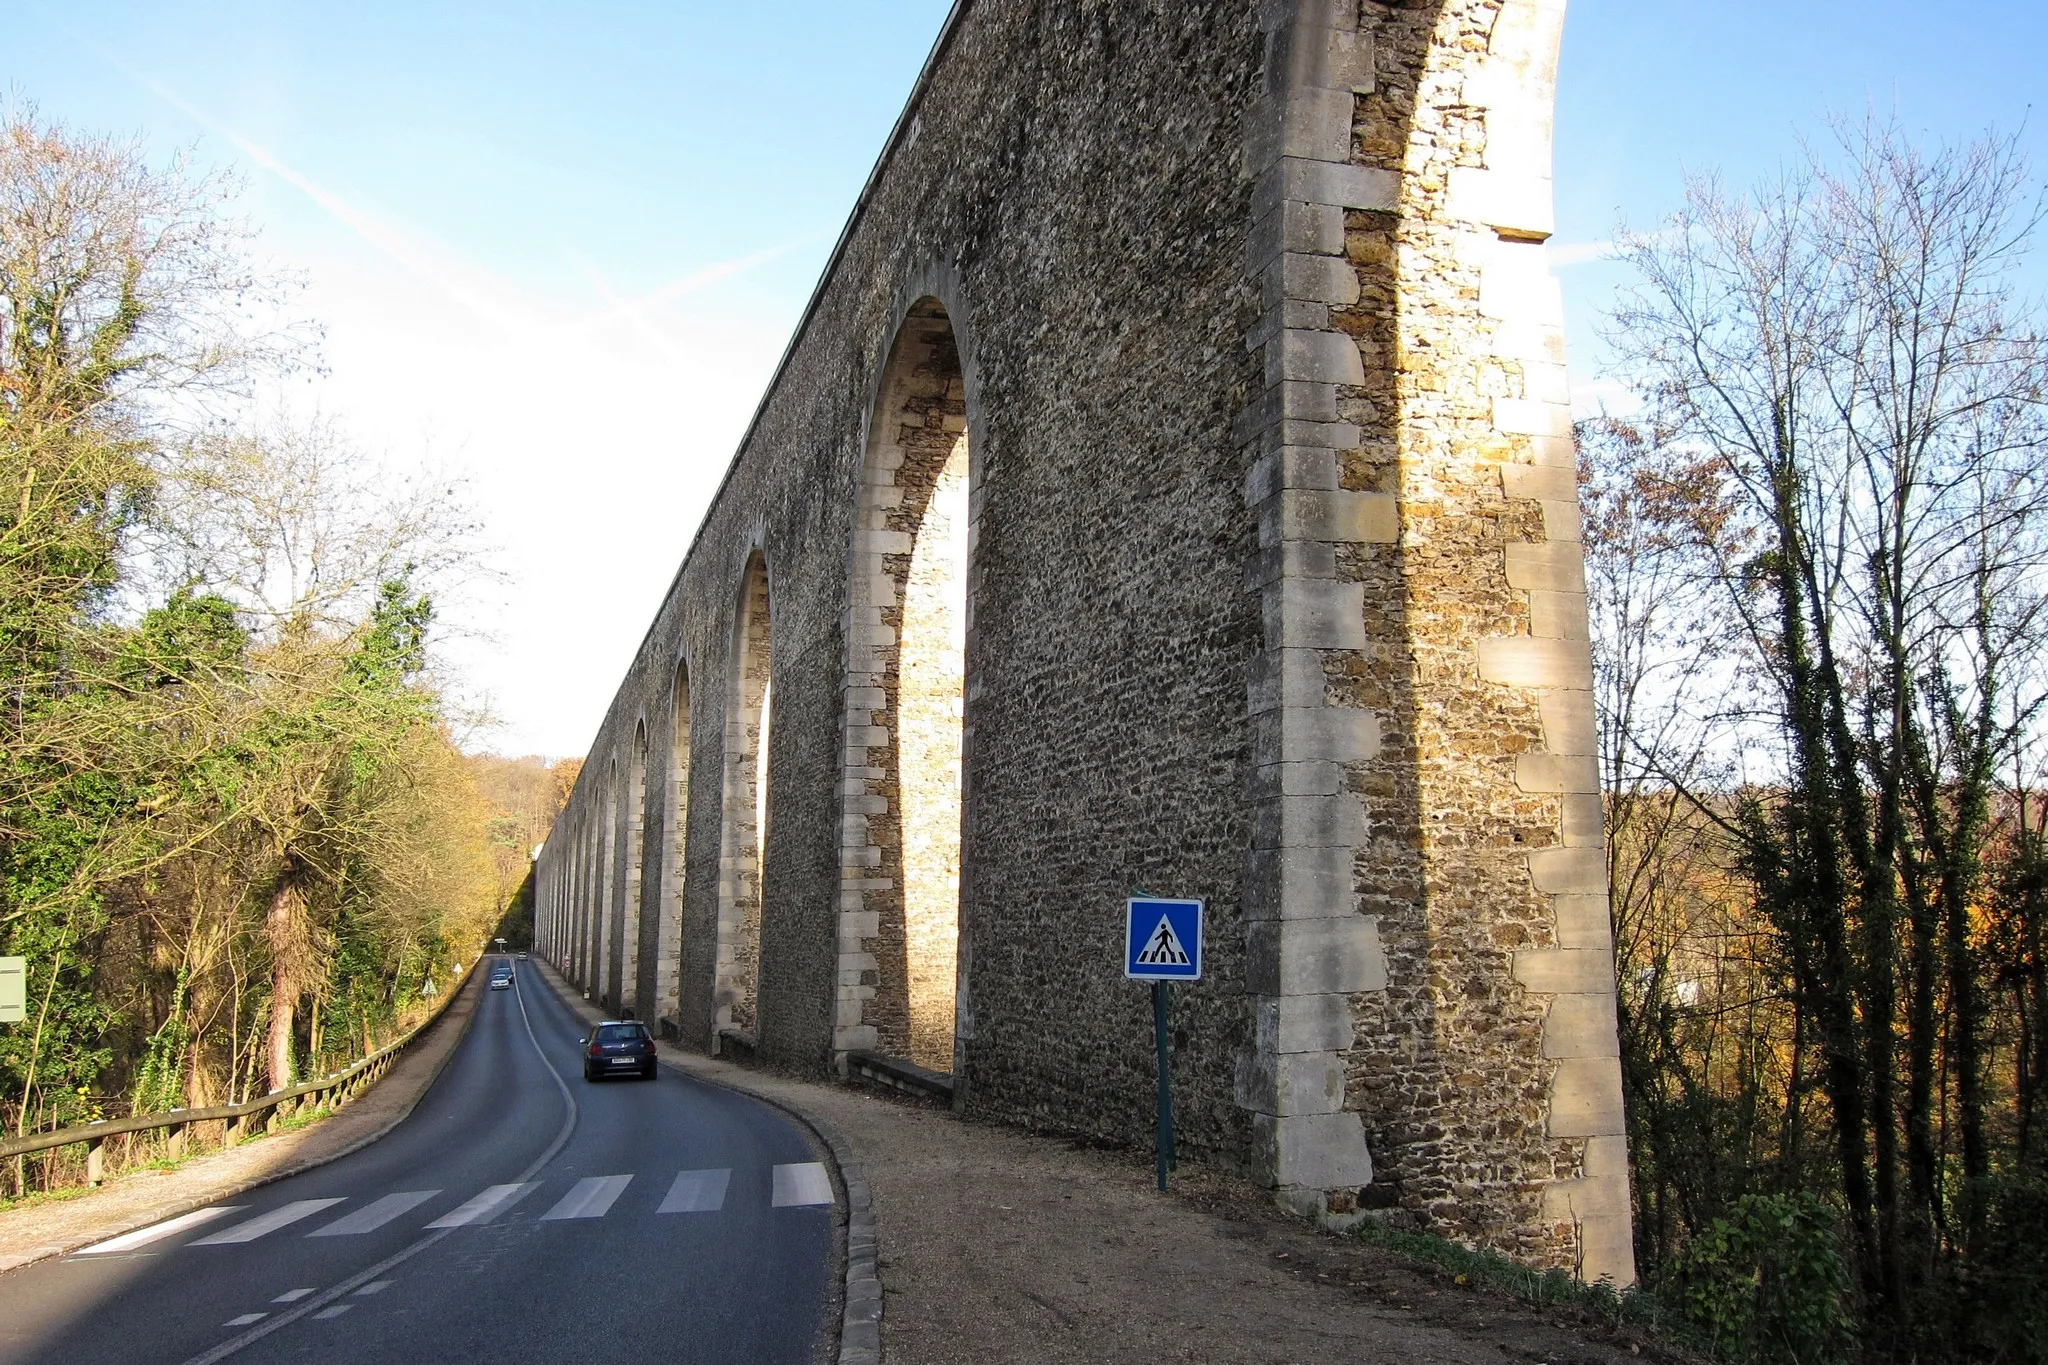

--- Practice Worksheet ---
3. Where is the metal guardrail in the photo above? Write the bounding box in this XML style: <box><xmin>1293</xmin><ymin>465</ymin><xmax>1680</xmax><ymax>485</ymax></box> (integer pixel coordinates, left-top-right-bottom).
<box><xmin>0</xmin><ymin>953</ymin><xmax>482</xmax><ymax>1187</ymax></box>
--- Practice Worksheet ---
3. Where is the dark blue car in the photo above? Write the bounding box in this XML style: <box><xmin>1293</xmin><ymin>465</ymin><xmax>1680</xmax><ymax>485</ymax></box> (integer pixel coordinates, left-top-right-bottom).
<box><xmin>582</xmin><ymin>1021</ymin><xmax>657</xmax><ymax>1081</ymax></box>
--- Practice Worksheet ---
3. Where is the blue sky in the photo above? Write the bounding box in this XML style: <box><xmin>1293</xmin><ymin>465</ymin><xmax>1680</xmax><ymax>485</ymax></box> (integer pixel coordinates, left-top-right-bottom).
<box><xmin>8</xmin><ymin>3</ymin><xmax>2044</xmax><ymax>756</ymax></box>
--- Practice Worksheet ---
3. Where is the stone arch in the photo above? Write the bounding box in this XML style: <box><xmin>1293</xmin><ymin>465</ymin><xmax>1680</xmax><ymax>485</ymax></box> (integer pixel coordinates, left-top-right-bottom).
<box><xmin>836</xmin><ymin>296</ymin><xmax>976</xmax><ymax>1075</ymax></box>
<box><xmin>585</xmin><ymin>810</ymin><xmax>598</xmax><ymax>994</ymax></box>
<box><xmin>599</xmin><ymin>755</ymin><xmax>619</xmax><ymax>1010</ymax></box>
<box><xmin>653</xmin><ymin>658</ymin><xmax>692</xmax><ymax>1034</ymax></box>
<box><xmin>624</xmin><ymin>719</ymin><xmax>650</xmax><ymax>1018</ymax></box>
<box><xmin>715</xmin><ymin>550</ymin><xmax>773</xmax><ymax>1041</ymax></box>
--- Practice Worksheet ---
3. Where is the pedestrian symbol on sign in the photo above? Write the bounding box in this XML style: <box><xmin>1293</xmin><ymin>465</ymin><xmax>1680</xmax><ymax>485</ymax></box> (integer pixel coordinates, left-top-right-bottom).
<box><xmin>1134</xmin><ymin>916</ymin><xmax>1191</xmax><ymax>968</ymax></box>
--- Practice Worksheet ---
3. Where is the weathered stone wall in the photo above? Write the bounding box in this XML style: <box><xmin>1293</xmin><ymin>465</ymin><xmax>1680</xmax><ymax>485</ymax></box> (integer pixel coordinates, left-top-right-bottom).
<box><xmin>535</xmin><ymin>0</ymin><xmax>1632</xmax><ymax>1284</ymax></box>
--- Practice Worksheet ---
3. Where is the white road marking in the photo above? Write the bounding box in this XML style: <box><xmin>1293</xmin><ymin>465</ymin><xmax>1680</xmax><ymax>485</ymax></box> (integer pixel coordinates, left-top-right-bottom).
<box><xmin>540</xmin><ymin>1174</ymin><xmax>632</xmax><ymax>1220</ymax></box>
<box><xmin>222</xmin><ymin>1315</ymin><xmax>266</xmax><ymax>1328</ymax></box>
<box><xmin>308</xmin><ymin>1191</ymin><xmax>439</xmax><ymax>1237</ymax></box>
<box><xmin>189</xmin><ymin>1200</ymin><xmax>346</xmax><ymax>1246</ymax></box>
<box><xmin>312</xmin><ymin>1305</ymin><xmax>352</xmax><ymax>1321</ymax></box>
<box><xmin>174</xmin><ymin>968</ymin><xmax>580</xmax><ymax>1365</ymax></box>
<box><xmin>271</xmin><ymin>1289</ymin><xmax>316</xmax><ymax>1304</ymax></box>
<box><xmin>424</xmin><ymin>1182</ymin><xmax>539</xmax><ymax>1228</ymax></box>
<box><xmin>76</xmin><ymin>1206</ymin><xmax>245</xmax><ymax>1255</ymax></box>
<box><xmin>354</xmin><ymin>1280</ymin><xmax>394</xmax><ymax>1296</ymax></box>
<box><xmin>771</xmin><ymin>1162</ymin><xmax>833</xmax><ymax>1207</ymax></box>
<box><xmin>657</xmin><ymin>1168</ymin><xmax>731</xmax><ymax>1213</ymax></box>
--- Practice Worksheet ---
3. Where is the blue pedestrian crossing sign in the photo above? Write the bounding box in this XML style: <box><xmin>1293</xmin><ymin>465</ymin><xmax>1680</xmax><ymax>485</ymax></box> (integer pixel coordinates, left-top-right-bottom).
<box><xmin>1124</xmin><ymin>898</ymin><xmax>1204</xmax><ymax>982</ymax></box>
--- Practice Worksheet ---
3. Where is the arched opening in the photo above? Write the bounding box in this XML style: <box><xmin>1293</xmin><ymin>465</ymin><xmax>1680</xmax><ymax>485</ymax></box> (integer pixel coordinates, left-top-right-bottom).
<box><xmin>716</xmin><ymin>552</ymin><xmax>773</xmax><ymax>1041</ymax></box>
<box><xmin>839</xmin><ymin>298</ymin><xmax>970</xmax><ymax>1075</ymax></box>
<box><xmin>599</xmin><ymin>763</ymin><xmax>619</xmax><ymax>1010</ymax></box>
<box><xmin>654</xmin><ymin>662</ymin><xmax>691</xmax><ymax>1033</ymax></box>
<box><xmin>624</xmin><ymin>722</ymin><xmax>648</xmax><ymax>1017</ymax></box>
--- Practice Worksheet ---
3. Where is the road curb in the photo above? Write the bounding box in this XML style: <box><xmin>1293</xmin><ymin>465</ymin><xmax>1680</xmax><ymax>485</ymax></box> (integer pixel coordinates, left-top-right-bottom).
<box><xmin>0</xmin><ymin>969</ymin><xmax>484</xmax><ymax>1274</ymax></box>
<box><xmin>529</xmin><ymin>962</ymin><xmax>880</xmax><ymax>1365</ymax></box>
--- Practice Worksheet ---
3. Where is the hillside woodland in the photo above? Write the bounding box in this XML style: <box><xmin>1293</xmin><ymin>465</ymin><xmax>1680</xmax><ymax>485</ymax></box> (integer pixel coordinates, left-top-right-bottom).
<box><xmin>1588</xmin><ymin>119</ymin><xmax>2048</xmax><ymax>1361</ymax></box>
<box><xmin>0</xmin><ymin>108</ymin><xmax>563</xmax><ymax>1189</ymax></box>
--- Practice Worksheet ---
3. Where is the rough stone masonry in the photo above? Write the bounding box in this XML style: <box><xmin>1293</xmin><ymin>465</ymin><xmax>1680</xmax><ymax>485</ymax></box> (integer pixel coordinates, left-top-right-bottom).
<box><xmin>534</xmin><ymin>0</ymin><xmax>1633</xmax><ymax>1285</ymax></box>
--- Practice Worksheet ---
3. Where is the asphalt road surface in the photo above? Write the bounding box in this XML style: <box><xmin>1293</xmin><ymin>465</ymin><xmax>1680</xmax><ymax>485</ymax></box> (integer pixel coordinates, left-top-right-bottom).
<box><xmin>0</xmin><ymin>962</ymin><xmax>835</xmax><ymax>1365</ymax></box>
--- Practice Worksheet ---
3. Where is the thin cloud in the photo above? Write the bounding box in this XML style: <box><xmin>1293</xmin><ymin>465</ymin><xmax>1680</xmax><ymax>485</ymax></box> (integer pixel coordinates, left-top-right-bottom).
<box><xmin>1548</xmin><ymin>239</ymin><xmax>1617</xmax><ymax>267</ymax></box>
<box><xmin>81</xmin><ymin>35</ymin><xmax>551</xmax><ymax>343</ymax></box>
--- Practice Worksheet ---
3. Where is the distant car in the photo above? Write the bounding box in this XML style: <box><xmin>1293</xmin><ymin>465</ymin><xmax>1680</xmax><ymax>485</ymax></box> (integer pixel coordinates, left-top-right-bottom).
<box><xmin>583</xmin><ymin>1021</ymin><xmax>657</xmax><ymax>1081</ymax></box>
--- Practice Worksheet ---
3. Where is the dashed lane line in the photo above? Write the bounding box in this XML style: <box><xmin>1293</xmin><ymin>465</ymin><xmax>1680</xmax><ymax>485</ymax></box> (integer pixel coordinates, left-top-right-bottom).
<box><xmin>271</xmin><ymin>1289</ymin><xmax>316</xmax><ymax>1304</ymax></box>
<box><xmin>189</xmin><ymin>1200</ymin><xmax>345</xmax><ymax>1246</ymax></box>
<box><xmin>176</xmin><ymin>971</ymin><xmax>579</xmax><ymax>1365</ymax></box>
<box><xmin>222</xmin><ymin>1315</ymin><xmax>265</xmax><ymax>1328</ymax></box>
<box><xmin>312</xmin><ymin>1305</ymin><xmax>352</xmax><ymax>1321</ymax></box>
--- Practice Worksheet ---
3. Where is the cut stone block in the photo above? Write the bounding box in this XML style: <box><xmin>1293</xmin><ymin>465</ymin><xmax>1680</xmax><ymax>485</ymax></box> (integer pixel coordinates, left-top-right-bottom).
<box><xmin>1528</xmin><ymin>845</ymin><xmax>1606</xmax><ymax>894</ymax></box>
<box><xmin>1539</xmin><ymin>690</ymin><xmax>1597</xmax><ymax>755</ymax></box>
<box><xmin>1254</xmin><ymin>993</ymin><xmax>1357</xmax><ymax>1055</ymax></box>
<box><xmin>1262</xmin><ymin>578</ymin><xmax>1368</xmax><ymax>650</ymax></box>
<box><xmin>1235</xmin><ymin>1046</ymin><xmax>1346</xmax><ymax>1115</ymax></box>
<box><xmin>1514</xmin><ymin>752</ymin><xmax>1598</xmax><ymax>795</ymax></box>
<box><xmin>1541</xmin><ymin>992</ymin><xmax>1620</xmax><ymax>1058</ymax></box>
<box><xmin>1253</xmin><ymin>1110</ymin><xmax>1375</xmax><ymax>1189</ymax></box>
<box><xmin>1501</xmin><ymin>461</ymin><xmax>1576</xmax><ymax>502</ymax></box>
<box><xmin>1476</xmin><ymin>636</ymin><xmax>1594</xmax><ymax>689</ymax></box>
<box><xmin>1504</xmin><ymin>541</ymin><xmax>1588</xmax><ymax>593</ymax></box>
<box><xmin>1547</xmin><ymin>1056</ymin><xmax>1626</xmax><ymax>1137</ymax></box>
<box><xmin>1247</xmin><ymin>915</ymin><xmax>1387</xmax><ymax>994</ymax></box>
<box><xmin>1528</xmin><ymin>589</ymin><xmax>1590</xmax><ymax>640</ymax></box>
<box><xmin>1267</xmin><ymin>329</ymin><xmax>1367</xmax><ymax>387</ymax></box>
<box><xmin>1513</xmin><ymin>947</ymin><xmax>1617</xmax><ymax>995</ymax></box>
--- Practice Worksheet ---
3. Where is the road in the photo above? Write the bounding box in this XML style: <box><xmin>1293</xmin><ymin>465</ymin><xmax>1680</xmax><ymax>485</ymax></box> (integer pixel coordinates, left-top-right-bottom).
<box><xmin>0</xmin><ymin>962</ymin><xmax>836</xmax><ymax>1365</ymax></box>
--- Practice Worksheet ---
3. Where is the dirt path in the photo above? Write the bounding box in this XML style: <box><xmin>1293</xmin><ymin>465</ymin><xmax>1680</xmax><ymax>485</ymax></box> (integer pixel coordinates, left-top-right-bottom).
<box><xmin>0</xmin><ymin>969</ymin><xmax>481</xmax><ymax>1274</ymax></box>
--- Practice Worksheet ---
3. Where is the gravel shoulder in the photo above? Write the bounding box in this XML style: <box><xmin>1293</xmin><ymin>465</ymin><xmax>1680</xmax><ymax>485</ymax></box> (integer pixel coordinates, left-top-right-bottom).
<box><xmin>0</xmin><ymin>968</ymin><xmax>481</xmax><ymax>1275</ymax></box>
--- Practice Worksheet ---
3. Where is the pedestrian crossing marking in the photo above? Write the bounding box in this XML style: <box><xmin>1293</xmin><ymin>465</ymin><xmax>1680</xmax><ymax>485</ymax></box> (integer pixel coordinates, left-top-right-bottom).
<box><xmin>69</xmin><ymin>1163</ymin><xmax>821</xmax><ymax>1257</ymax></box>
<box><xmin>190</xmin><ymin>1199</ymin><xmax>345</xmax><ymax>1245</ymax></box>
<box><xmin>425</xmin><ymin>1182</ymin><xmax>538</xmax><ymax>1228</ymax></box>
<box><xmin>309</xmin><ymin>1190</ymin><xmax>440</xmax><ymax>1237</ymax></box>
<box><xmin>272</xmin><ymin>1289</ymin><xmax>316</xmax><ymax>1304</ymax></box>
<box><xmin>77</xmin><ymin>1205</ymin><xmax>245</xmax><ymax>1255</ymax></box>
<box><xmin>658</xmin><ymin>1168</ymin><xmax>732</xmax><ymax>1213</ymax></box>
<box><xmin>1134</xmin><ymin>915</ymin><xmax>1190</xmax><ymax>967</ymax></box>
<box><xmin>771</xmin><ymin>1162</ymin><xmax>833</xmax><ymax>1207</ymax></box>
<box><xmin>540</xmin><ymin>1174</ymin><xmax>633</xmax><ymax>1220</ymax></box>
<box><xmin>355</xmin><ymin>1280</ymin><xmax>394</xmax><ymax>1296</ymax></box>
<box><xmin>223</xmin><ymin>1314</ymin><xmax>266</xmax><ymax>1327</ymax></box>
<box><xmin>313</xmin><ymin>1305</ymin><xmax>353</xmax><ymax>1320</ymax></box>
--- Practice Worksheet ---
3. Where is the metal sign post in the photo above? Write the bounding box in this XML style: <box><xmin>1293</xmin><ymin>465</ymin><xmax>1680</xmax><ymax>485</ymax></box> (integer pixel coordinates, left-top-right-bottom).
<box><xmin>1124</xmin><ymin>897</ymin><xmax>1203</xmax><ymax>1191</ymax></box>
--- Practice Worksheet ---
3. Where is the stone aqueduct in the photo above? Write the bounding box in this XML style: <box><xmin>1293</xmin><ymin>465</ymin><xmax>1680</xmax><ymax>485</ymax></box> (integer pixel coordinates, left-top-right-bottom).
<box><xmin>534</xmin><ymin>0</ymin><xmax>1633</xmax><ymax>1283</ymax></box>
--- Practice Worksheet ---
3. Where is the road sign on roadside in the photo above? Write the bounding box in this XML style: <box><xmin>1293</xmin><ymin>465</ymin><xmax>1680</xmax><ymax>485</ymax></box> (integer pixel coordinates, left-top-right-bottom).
<box><xmin>0</xmin><ymin>957</ymin><xmax>25</xmax><ymax>1024</ymax></box>
<box><xmin>1124</xmin><ymin>898</ymin><xmax>1203</xmax><ymax>981</ymax></box>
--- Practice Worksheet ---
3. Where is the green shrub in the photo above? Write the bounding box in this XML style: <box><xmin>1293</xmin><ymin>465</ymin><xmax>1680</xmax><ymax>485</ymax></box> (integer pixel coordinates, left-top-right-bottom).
<box><xmin>1966</xmin><ymin>1174</ymin><xmax>2048</xmax><ymax>1364</ymax></box>
<box><xmin>1670</xmin><ymin>1192</ymin><xmax>1855</xmax><ymax>1364</ymax></box>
